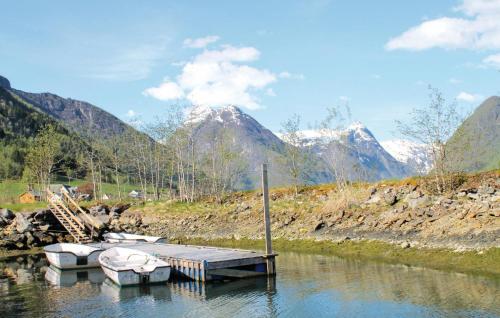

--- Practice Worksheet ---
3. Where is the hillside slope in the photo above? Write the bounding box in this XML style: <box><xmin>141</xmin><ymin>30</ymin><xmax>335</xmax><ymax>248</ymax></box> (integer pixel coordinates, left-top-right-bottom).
<box><xmin>1</xmin><ymin>74</ymin><xmax>134</xmax><ymax>139</ymax></box>
<box><xmin>0</xmin><ymin>86</ymin><xmax>88</xmax><ymax>178</ymax></box>
<box><xmin>446</xmin><ymin>96</ymin><xmax>500</xmax><ymax>171</ymax></box>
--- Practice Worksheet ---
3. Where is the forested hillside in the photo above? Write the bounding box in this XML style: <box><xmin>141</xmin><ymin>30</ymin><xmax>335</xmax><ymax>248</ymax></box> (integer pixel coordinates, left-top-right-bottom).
<box><xmin>0</xmin><ymin>87</ymin><xmax>88</xmax><ymax>179</ymax></box>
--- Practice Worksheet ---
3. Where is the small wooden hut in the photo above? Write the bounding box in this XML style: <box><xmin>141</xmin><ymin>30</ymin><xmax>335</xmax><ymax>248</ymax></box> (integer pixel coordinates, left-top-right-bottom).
<box><xmin>19</xmin><ymin>190</ymin><xmax>42</xmax><ymax>203</ymax></box>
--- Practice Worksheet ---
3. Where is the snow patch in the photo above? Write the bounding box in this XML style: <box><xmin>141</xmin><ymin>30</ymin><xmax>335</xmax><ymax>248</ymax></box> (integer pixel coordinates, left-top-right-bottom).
<box><xmin>381</xmin><ymin>139</ymin><xmax>433</xmax><ymax>173</ymax></box>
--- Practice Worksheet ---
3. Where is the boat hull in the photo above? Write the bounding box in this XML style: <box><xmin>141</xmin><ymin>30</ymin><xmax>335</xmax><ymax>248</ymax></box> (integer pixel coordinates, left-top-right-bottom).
<box><xmin>103</xmin><ymin>232</ymin><xmax>167</xmax><ymax>244</ymax></box>
<box><xmin>44</xmin><ymin>243</ymin><xmax>103</xmax><ymax>269</ymax></box>
<box><xmin>101</xmin><ymin>264</ymin><xmax>171</xmax><ymax>286</ymax></box>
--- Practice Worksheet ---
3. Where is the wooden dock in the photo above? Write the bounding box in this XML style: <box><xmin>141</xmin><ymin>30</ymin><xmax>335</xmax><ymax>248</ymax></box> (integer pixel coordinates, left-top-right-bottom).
<box><xmin>88</xmin><ymin>242</ymin><xmax>276</xmax><ymax>282</ymax></box>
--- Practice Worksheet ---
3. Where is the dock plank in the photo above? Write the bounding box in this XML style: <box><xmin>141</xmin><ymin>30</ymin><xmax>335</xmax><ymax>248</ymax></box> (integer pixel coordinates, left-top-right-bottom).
<box><xmin>87</xmin><ymin>242</ymin><xmax>272</xmax><ymax>281</ymax></box>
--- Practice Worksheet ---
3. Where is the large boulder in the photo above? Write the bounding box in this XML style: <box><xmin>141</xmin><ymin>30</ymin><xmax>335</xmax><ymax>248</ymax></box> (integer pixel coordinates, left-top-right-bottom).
<box><xmin>110</xmin><ymin>203</ymin><xmax>131</xmax><ymax>214</ymax></box>
<box><xmin>14</xmin><ymin>213</ymin><xmax>33</xmax><ymax>233</ymax></box>
<box><xmin>89</xmin><ymin>205</ymin><xmax>108</xmax><ymax>216</ymax></box>
<box><xmin>0</xmin><ymin>208</ymin><xmax>15</xmax><ymax>220</ymax></box>
<box><xmin>33</xmin><ymin>209</ymin><xmax>54</xmax><ymax>223</ymax></box>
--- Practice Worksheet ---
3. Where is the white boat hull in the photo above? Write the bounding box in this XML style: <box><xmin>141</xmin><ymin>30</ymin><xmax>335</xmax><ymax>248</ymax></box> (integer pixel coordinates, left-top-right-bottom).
<box><xmin>99</xmin><ymin>247</ymin><xmax>171</xmax><ymax>286</ymax></box>
<box><xmin>101</xmin><ymin>265</ymin><xmax>171</xmax><ymax>286</ymax></box>
<box><xmin>44</xmin><ymin>243</ymin><xmax>103</xmax><ymax>269</ymax></box>
<box><xmin>103</xmin><ymin>232</ymin><xmax>167</xmax><ymax>244</ymax></box>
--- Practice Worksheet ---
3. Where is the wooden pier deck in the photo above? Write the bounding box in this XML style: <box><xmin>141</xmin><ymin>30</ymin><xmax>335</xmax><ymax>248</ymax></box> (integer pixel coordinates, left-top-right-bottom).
<box><xmin>88</xmin><ymin>242</ymin><xmax>276</xmax><ymax>282</ymax></box>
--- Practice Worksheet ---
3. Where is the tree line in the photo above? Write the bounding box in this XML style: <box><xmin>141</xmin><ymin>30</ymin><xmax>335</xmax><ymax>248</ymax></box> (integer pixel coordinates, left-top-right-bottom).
<box><xmin>20</xmin><ymin>86</ymin><xmax>472</xmax><ymax>202</ymax></box>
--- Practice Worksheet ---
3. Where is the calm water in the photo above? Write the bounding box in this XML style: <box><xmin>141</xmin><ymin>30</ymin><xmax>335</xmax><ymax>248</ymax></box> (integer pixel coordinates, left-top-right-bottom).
<box><xmin>0</xmin><ymin>252</ymin><xmax>499</xmax><ymax>318</ymax></box>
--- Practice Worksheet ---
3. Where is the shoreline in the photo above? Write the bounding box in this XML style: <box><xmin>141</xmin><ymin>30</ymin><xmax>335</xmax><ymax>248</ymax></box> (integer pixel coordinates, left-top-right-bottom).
<box><xmin>174</xmin><ymin>237</ymin><xmax>500</xmax><ymax>277</ymax></box>
<box><xmin>3</xmin><ymin>239</ymin><xmax>498</xmax><ymax>278</ymax></box>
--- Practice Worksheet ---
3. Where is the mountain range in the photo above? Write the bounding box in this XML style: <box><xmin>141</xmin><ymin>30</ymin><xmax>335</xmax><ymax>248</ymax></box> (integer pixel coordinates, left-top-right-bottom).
<box><xmin>1</xmin><ymin>73</ymin><xmax>498</xmax><ymax>188</ymax></box>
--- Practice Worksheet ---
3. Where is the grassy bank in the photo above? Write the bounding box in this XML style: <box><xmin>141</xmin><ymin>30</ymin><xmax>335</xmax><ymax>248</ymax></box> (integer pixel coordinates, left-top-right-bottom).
<box><xmin>0</xmin><ymin>247</ymin><xmax>43</xmax><ymax>260</ymax></box>
<box><xmin>176</xmin><ymin>237</ymin><xmax>500</xmax><ymax>277</ymax></box>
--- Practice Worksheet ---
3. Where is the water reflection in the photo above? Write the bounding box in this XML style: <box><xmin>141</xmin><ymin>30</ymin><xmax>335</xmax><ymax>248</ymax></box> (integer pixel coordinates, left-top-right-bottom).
<box><xmin>45</xmin><ymin>266</ymin><xmax>106</xmax><ymax>287</ymax></box>
<box><xmin>101</xmin><ymin>279</ymin><xmax>172</xmax><ymax>302</ymax></box>
<box><xmin>0</xmin><ymin>252</ymin><xmax>498</xmax><ymax>318</ymax></box>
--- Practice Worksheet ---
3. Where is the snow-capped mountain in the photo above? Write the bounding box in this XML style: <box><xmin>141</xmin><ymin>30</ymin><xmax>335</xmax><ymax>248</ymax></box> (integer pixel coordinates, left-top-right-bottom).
<box><xmin>380</xmin><ymin>139</ymin><xmax>433</xmax><ymax>174</ymax></box>
<box><xmin>277</xmin><ymin>122</ymin><xmax>412</xmax><ymax>181</ymax></box>
<box><xmin>186</xmin><ymin>105</ymin><xmax>331</xmax><ymax>188</ymax></box>
<box><xmin>187</xmin><ymin>106</ymin><xmax>419</xmax><ymax>187</ymax></box>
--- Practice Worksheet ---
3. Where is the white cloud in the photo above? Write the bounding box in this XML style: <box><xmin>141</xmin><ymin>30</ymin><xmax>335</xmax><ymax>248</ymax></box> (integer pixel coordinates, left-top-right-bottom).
<box><xmin>278</xmin><ymin>71</ymin><xmax>305</xmax><ymax>80</ymax></box>
<box><xmin>386</xmin><ymin>0</ymin><xmax>500</xmax><ymax>51</ymax></box>
<box><xmin>126</xmin><ymin>110</ymin><xmax>137</xmax><ymax>117</ymax></box>
<box><xmin>371</xmin><ymin>74</ymin><xmax>382</xmax><ymax>80</ymax></box>
<box><xmin>449</xmin><ymin>77</ymin><xmax>462</xmax><ymax>84</ymax></box>
<box><xmin>183</xmin><ymin>35</ymin><xmax>220</xmax><ymax>48</ymax></box>
<box><xmin>143</xmin><ymin>81</ymin><xmax>184</xmax><ymax>101</ymax></box>
<box><xmin>483</xmin><ymin>53</ymin><xmax>500</xmax><ymax>67</ymax></box>
<box><xmin>144</xmin><ymin>43</ymin><xmax>278</xmax><ymax>110</ymax></box>
<box><xmin>456</xmin><ymin>91</ymin><xmax>483</xmax><ymax>102</ymax></box>
<box><xmin>339</xmin><ymin>96</ymin><xmax>351</xmax><ymax>102</ymax></box>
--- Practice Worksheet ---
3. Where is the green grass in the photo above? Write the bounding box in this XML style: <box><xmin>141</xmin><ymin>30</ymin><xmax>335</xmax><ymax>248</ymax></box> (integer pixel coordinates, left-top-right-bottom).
<box><xmin>177</xmin><ymin>237</ymin><xmax>500</xmax><ymax>278</ymax></box>
<box><xmin>0</xmin><ymin>179</ymin><xmax>141</xmax><ymax>211</ymax></box>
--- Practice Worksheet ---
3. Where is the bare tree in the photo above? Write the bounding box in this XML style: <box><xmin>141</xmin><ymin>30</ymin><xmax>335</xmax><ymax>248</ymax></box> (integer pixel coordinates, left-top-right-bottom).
<box><xmin>279</xmin><ymin>114</ymin><xmax>308</xmax><ymax>196</ymax></box>
<box><xmin>397</xmin><ymin>86</ymin><xmax>466</xmax><ymax>193</ymax></box>
<box><xmin>201</xmin><ymin>127</ymin><xmax>247</xmax><ymax>202</ymax></box>
<box><xmin>318</xmin><ymin>104</ymin><xmax>357</xmax><ymax>190</ymax></box>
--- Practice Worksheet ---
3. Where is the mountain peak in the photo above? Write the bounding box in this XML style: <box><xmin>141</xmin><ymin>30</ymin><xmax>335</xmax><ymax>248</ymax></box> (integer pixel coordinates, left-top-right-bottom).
<box><xmin>347</xmin><ymin>121</ymin><xmax>367</xmax><ymax>130</ymax></box>
<box><xmin>0</xmin><ymin>75</ymin><xmax>11</xmax><ymax>89</ymax></box>
<box><xmin>186</xmin><ymin>105</ymin><xmax>247</xmax><ymax>125</ymax></box>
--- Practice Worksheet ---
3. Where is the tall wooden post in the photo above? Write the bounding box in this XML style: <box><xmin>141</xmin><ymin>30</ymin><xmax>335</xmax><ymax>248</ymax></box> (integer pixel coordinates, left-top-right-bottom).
<box><xmin>261</xmin><ymin>163</ymin><xmax>276</xmax><ymax>275</ymax></box>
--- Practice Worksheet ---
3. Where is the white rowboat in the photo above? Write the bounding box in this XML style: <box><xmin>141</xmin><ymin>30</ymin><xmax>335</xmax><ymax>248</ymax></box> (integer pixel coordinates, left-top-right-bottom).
<box><xmin>98</xmin><ymin>247</ymin><xmax>171</xmax><ymax>286</ymax></box>
<box><xmin>103</xmin><ymin>232</ymin><xmax>167</xmax><ymax>243</ymax></box>
<box><xmin>44</xmin><ymin>243</ymin><xmax>103</xmax><ymax>269</ymax></box>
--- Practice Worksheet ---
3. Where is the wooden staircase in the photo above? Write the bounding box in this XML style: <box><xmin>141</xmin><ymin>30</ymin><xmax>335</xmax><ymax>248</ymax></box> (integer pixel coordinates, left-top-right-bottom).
<box><xmin>46</xmin><ymin>189</ymin><xmax>95</xmax><ymax>243</ymax></box>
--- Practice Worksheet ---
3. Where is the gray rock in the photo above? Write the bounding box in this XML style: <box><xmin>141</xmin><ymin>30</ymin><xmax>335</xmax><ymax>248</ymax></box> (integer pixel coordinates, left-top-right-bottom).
<box><xmin>478</xmin><ymin>186</ymin><xmax>495</xmax><ymax>195</ymax></box>
<box><xmin>15</xmin><ymin>214</ymin><xmax>33</xmax><ymax>233</ymax></box>
<box><xmin>33</xmin><ymin>209</ymin><xmax>52</xmax><ymax>222</ymax></box>
<box><xmin>38</xmin><ymin>224</ymin><xmax>50</xmax><ymax>232</ymax></box>
<box><xmin>0</xmin><ymin>208</ymin><xmax>15</xmax><ymax>220</ymax></box>
<box><xmin>25</xmin><ymin>232</ymin><xmax>36</xmax><ymax>247</ymax></box>
<box><xmin>90</xmin><ymin>205</ymin><xmax>108</xmax><ymax>215</ymax></box>
<box><xmin>467</xmin><ymin>193</ymin><xmax>480</xmax><ymax>200</ymax></box>
<box><xmin>383</xmin><ymin>192</ymin><xmax>398</xmax><ymax>206</ymax></box>
<box><xmin>407</xmin><ymin>191</ymin><xmax>423</xmax><ymax>200</ymax></box>
<box><xmin>407</xmin><ymin>195</ymin><xmax>430</xmax><ymax>209</ymax></box>
<box><xmin>401</xmin><ymin>242</ymin><xmax>410</xmax><ymax>249</ymax></box>
<box><xmin>366</xmin><ymin>194</ymin><xmax>382</xmax><ymax>204</ymax></box>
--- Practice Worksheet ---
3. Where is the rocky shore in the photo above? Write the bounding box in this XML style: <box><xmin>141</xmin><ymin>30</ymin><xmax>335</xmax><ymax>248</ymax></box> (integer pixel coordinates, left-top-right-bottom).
<box><xmin>1</xmin><ymin>172</ymin><xmax>499</xmax><ymax>254</ymax></box>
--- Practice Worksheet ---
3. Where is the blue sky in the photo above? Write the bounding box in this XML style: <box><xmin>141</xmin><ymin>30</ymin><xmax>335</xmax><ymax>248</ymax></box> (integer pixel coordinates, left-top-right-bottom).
<box><xmin>1</xmin><ymin>0</ymin><xmax>499</xmax><ymax>141</ymax></box>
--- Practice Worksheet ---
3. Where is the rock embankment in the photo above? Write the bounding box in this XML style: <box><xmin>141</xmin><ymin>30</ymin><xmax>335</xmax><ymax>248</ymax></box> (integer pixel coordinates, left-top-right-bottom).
<box><xmin>0</xmin><ymin>203</ymin><xmax>132</xmax><ymax>250</ymax></box>
<box><xmin>134</xmin><ymin>172</ymin><xmax>499</xmax><ymax>251</ymax></box>
<box><xmin>1</xmin><ymin>172</ymin><xmax>499</xmax><ymax>253</ymax></box>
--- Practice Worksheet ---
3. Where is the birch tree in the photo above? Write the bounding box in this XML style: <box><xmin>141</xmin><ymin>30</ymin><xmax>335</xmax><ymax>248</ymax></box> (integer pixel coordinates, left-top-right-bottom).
<box><xmin>397</xmin><ymin>86</ymin><xmax>466</xmax><ymax>193</ymax></box>
<box><xmin>24</xmin><ymin>124</ymin><xmax>61</xmax><ymax>195</ymax></box>
<box><xmin>280</xmin><ymin>114</ymin><xmax>308</xmax><ymax>196</ymax></box>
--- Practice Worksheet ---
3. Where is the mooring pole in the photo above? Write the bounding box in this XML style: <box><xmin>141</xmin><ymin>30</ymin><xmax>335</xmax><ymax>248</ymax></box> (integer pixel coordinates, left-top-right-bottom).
<box><xmin>261</xmin><ymin>163</ymin><xmax>275</xmax><ymax>275</ymax></box>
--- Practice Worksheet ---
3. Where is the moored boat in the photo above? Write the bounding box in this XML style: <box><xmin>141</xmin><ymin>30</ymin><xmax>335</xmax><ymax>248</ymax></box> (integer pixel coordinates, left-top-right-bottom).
<box><xmin>44</xmin><ymin>243</ymin><xmax>104</xmax><ymax>269</ymax></box>
<box><xmin>103</xmin><ymin>232</ymin><xmax>167</xmax><ymax>243</ymax></box>
<box><xmin>98</xmin><ymin>247</ymin><xmax>171</xmax><ymax>286</ymax></box>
